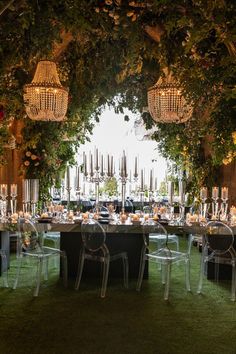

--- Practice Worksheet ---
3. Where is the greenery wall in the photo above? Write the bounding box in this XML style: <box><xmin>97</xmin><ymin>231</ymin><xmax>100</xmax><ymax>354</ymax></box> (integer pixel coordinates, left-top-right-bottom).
<box><xmin>0</xmin><ymin>0</ymin><xmax>235</xmax><ymax>198</ymax></box>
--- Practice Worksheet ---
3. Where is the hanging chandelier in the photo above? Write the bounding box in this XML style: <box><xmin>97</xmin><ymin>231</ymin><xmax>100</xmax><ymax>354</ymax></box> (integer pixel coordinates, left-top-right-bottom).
<box><xmin>147</xmin><ymin>73</ymin><xmax>193</xmax><ymax>124</ymax></box>
<box><xmin>24</xmin><ymin>61</ymin><xmax>68</xmax><ymax>121</ymax></box>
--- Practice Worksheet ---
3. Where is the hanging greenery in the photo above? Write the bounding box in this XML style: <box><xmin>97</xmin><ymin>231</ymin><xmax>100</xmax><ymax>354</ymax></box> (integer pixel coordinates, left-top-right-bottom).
<box><xmin>0</xmin><ymin>0</ymin><xmax>235</xmax><ymax>197</ymax></box>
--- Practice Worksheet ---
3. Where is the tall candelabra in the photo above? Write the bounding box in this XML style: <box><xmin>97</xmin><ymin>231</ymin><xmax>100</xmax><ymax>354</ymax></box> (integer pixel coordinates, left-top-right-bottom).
<box><xmin>30</xmin><ymin>179</ymin><xmax>39</xmax><ymax>217</ymax></box>
<box><xmin>0</xmin><ymin>184</ymin><xmax>8</xmax><ymax>221</ymax></box>
<box><xmin>75</xmin><ymin>165</ymin><xmax>81</xmax><ymax>207</ymax></box>
<box><xmin>140</xmin><ymin>168</ymin><xmax>145</xmax><ymax>209</ymax></box>
<box><xmin>200</xmin><ymin>187</ymin><xmax>208</xmax><ymax>218</ymax></box>
<box><xmin>148</xmin><ymin>168</ymin><xmax>154</xmax><ymax>204</ymax></box>
<box><xmin>178</xmin><ymin>174</ymin><xmax>186</xmax><ymax>224</ymax></box>
<box><xmin>65</xmin><ymin>165</ymin><xmax>72</xmax><ymax>211</ymax></box>
<box><xmin>220</xmin><ymin>186</ymin><xmax>228</xmax><ymax>220</ymax></box>
<box><xmin>22</xmin><ymin>179</ymin><xmax>30</xmax><ymax>213</ymax></box>
<box><xmin>212</xmin><ymin>186</ymin><xmax>219</xmax><ymax>218</ymax></box>
<box><xmin>10</xmin><ymin>183</ymin><xmax>17</xmax><ymax>214</ymax></box>
<box><xmin>167</xmin><ymin>181</ymin><xmax>174</xmax><ymax>219</ymax></box>
<box><xmin>22</xmin><ymin>179</ymin><xmax>39</xmax><ymax>216</ymax></box>
<box><xmin>83</xmin><ymin>149</ymin><xmax>114</xmax><ymax>211</ymax></box>
<box><xmin>119</xmin><ymin>152</ymin><xmax>128</xmax><ymax>213</ymax></box>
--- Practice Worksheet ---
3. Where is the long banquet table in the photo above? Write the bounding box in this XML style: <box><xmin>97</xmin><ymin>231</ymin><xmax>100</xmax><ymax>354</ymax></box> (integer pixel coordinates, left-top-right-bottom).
<box><xmin>1</xmin><ymin>222</ymin><xmax>236</xmax><ymax>278</ymax></box>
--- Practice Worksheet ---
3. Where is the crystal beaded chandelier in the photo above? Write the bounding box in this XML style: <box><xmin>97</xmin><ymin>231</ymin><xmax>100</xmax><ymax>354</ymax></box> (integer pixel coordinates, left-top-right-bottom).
<box><xmin>24</xmin><ymin>61</ymin><xmax>68</xmax><ymax>121</ymax></box>
<box><xmin>147</xmin><ymin>73</ymin><xmax>193</xmax><ymax>124</ymax></box>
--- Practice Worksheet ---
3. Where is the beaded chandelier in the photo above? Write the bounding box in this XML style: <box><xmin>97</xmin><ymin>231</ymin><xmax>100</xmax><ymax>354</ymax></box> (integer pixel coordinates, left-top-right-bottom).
<box><xmin>24</xmin><ymin>61</ymin><xmax>68</xmax><ymax>121</ymax></box>
<box><xmin>147</xmin><ymin>73</ymin><xmax>193</xmax><ymax>124</ymax></box>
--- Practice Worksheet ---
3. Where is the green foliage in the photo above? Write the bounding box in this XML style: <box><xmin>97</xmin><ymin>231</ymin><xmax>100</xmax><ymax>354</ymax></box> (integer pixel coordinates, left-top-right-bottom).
<box><xmin>0</xmin><ymin>0</ymin><xmax>235</xmax><ymax>198</ymax></box>
<box><xmin>101</xmin><ymin>177</ymin><xmax>118</xmax><ymax>197</ymax></box>
<box><xmin>159</xmin><ymin>181</ymin><xmax>167</xmax><ymax>196</ymax></box>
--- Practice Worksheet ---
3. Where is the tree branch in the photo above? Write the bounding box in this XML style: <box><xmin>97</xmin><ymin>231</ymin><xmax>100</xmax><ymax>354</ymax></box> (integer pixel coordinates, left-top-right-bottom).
<box><xmin>0</xmin><ymin>0</ymin><xmax>15</xmax><ymax>17</ymax></box>
<box><xmin>144</xmin><ymin>24</ymin><xmax>164</xmax><ymax>43</ymax></box>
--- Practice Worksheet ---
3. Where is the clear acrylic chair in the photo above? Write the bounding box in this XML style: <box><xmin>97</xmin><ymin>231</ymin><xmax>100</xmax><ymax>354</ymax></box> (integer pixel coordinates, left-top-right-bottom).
<box><xmin>136</xmin><ymin>222</ymin><xmax>191</xmax><ymax>300</ymax></box>
<box><xmin>197</xmin><ymin>221</ymin><xmax>236</xmax><ymax>301</ymax></box>
<box><xmin>149</xmin><ymin>233</ymin><xmax>179</xmax><ymax>252</ymax></box>
<box><xmin>143</xmin><ymin>206</ymin><xmax>152</xmax><ymax>214</ymax></box>
<box><xmin>43</xmin><ymin>231</ymin><xmax>60</xmax><ymax>267</ymax></box>
<box><xmin>0</xmin><ymin>249</ymin><xmax>8</xmax><ymax>288</ymax></box>
<box><xmin>13</xmin><ymin>220</ymin><xmax>67</xmax><ymax>297</ymax></box>
<box><xmin>75</xmin><ymin>219</ymin><xmax>129</xmax><ymax>298</ymax></box>
<box><xmin>43</xmin><ymin>231</ymin><xmax>60</xmax><ymax>249</ymax></box>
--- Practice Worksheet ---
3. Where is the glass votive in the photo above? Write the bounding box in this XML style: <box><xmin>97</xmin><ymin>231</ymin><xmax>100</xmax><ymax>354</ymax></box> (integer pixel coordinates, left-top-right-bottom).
<box><xmin>10</xmin><ymin>183</ymin><xmax>17</xmax><ymax>197</ymax></box>
<box><xmin>212</xmin><ymin>186</ymin><xmax>219</xmax><ymax>200</ymax></box>
<box><xmin>200</xmin><ymin>187</ymin><xmax>207</xmax><ymax>200</ymax></box>
<box><xmin>0</xmin><ymin>184</ymin><xmax>8</xmax><ymax>198</ymax></box>
<box><xmin>221</xmin><ymin>187</ymin><xmax>228</xmax><ymax>201</ymax></box>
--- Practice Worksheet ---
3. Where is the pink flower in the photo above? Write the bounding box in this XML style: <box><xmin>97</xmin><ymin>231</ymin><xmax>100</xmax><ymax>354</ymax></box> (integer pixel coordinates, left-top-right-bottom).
<box><xmin>24</xmin><ymin>161</ymin><xmax>30</xmax><ymax>166</ymax></box>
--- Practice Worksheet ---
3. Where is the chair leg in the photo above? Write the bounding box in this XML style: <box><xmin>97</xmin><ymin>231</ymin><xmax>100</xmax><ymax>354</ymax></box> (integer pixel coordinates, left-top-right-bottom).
<box><xmin>0</xmin><ymin>252</ymin><xmax>8</xmax><ymax>288</ymax></box>
<box><xmin>231</xmin><ymin>261</ymin><xmax>236</xmax><ymax>301</ymax></box>
<box><xmin>13</xmin><ymin>256</ymin><xmax>23</xmax><ymax>290</ymax></box>
<box><xmin>44</xmin><ymin>257</ymin><xmax>49</xmax><ymax>281</ymax></box>
<box><xmin>122</xmin><ymin>255</ymin><xmax>129</xmax><ymax>289</ymax></box>
<box><xmin>161</xmin><ymin>263</ymin><xmax>166</xmax><ymax>284</ymax></box>
<box><xmin>61</xmin><ymin>251</ymin><xmax>68</xmax><ymax>288</ymax></box>
<box><xmin>75</xmin><ymin>251</ymin><xmax>85</xmax><ymax>290</ymax></box>
<box><xmin>176</xmin><ymin>238</ymin><xmax>179</xmax><ymax>252</ymax></box>
<box><xmin>157</xmin><ymin>240</ymin><xmax>162</xmax><ymax>270</ymax></box>
<box><xmin>214</xmin><ymin>257</ymin><xmax>220</xmax><ymax>284</ymax></box>
<box><xmin>101</xmin><ymin>257</ymin><xmax>110</xmax><ymax>298</ymax></box>
<box><xmin>34</xmin><ymin>257</ymin><xmax>43</xmax><ymax>297</ymax></box>
<box><xmin>187</xmin><ymin>234</ymin><xmax>194</xmax><ymax>255</ymax></box>
<box><xmin>136</xmin><ymin>246</ymin><xmax>146</xmax><ymax>291</ymax></box>
<box><xmin>197</xmin><ymin>254</ymin><xmax>205</xmax><ymax>294</ymax></box>
<box><xmin>185</xmin><ymin>257</ymin><xmax>191</xmax><ymax>292</ymax></box>
<box><xmin>52</xmin><ymin>239</ymin><xmax>60</xmax><ymax>268</ymax></box>
<box><xmin>164</xmin><ymin>262</ymin><xmax>171</xmax><ymax>301</ymax></box>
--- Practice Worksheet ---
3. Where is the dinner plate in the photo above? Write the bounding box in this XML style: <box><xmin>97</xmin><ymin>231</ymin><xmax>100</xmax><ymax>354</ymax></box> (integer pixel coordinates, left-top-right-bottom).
<box><xmin>37</xmin><ymin>217</ymin><xmax>53</xmax><ymax>223</ymax></box>
<box><xmin>132</xmin><ymin>220</ymin><xmax>141</xmax><ymax>225</ymax></box>
<box><xmin>98</xmin><ymin>219</ymin><xmax>110</xmax><ymax>224</ymax></box>
<box><xmin>74</xmin><ymin>218</ymin><xmax>83</xmax><ymax>224</ymax></box>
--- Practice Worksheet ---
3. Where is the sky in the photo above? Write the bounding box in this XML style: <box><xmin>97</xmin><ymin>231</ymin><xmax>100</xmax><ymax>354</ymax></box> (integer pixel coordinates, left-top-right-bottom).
<box><xmin>75</xmin><ymin>107</ymin><xmax>167</xmax><ymax>192</ymax></box>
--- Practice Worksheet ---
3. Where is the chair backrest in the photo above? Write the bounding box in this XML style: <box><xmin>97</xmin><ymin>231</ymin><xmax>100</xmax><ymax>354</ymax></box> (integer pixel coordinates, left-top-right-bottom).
<box><xmin>143</xmin><ymin>206</ymin><xmax>152</xmax><ymax>214</ymax></box>
<box><xmin>17</xmin><ymin>219</ymin><xmax>40</xmax><ymax>252</ymax></box>
<box><xmin>81</xmin><ymin>219</ymin><xmax>106</xmax><ymax>252</ymax></box>
<box><xmin>205</xmin><ymin>221</ymin><xmax>235</xmax><ymax>256</ymax></box>
<box><xmin>143</xmin><ymin>222</ymin><xmax>168</xmax><ymax>247</ymax></box>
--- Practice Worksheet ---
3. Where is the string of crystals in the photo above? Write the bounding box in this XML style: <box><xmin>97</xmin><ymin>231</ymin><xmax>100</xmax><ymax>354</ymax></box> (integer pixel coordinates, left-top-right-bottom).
<box><xmin>24</xmin><ymin>61</ymin><xmax>68</xmax><ymax>121</ymax></box>
<box><xmin>147</xmin><ymin>72</ymin><xmax>193</xmax><ymax>124</ymax></box>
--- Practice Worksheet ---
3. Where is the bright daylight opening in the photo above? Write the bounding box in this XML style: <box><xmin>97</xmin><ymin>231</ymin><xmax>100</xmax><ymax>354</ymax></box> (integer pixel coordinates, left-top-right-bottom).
<box><xmin>67</xmin><ymin>107</ymin><xmax>167</xmax><ymax>201</ymax></box>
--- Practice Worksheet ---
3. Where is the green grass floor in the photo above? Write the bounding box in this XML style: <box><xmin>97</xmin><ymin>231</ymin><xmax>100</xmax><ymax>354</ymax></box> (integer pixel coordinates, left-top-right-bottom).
<box><xmin>1</xmin><ymin>239</ymin><xmax>236</xmax><ymax>354</ymax></box>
